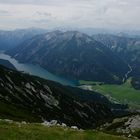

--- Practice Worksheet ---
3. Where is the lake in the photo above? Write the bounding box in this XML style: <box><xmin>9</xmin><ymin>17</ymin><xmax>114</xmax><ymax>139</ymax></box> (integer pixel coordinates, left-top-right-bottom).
<box><xmin>0</xmin><ymin>52</ymin><xmax>78</xmax><ymax>86</ymax></box>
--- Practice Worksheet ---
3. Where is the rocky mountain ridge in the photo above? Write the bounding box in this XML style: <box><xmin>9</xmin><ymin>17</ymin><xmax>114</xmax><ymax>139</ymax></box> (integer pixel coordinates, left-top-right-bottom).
<box><xmin>0</xmin><ymin>65</ymin><xmax>129</xmax><ymax>129</ymax></box>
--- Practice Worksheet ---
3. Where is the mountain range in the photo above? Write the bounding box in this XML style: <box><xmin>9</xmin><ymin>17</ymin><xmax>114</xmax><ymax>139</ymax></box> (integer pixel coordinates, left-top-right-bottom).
<box><xmin>0</xmin><ymin>28</ymin><xmax>47</xmax><ymax>50</ymax></box>
<box><xmin>7</xmin><ymin>31</ymin><xmax>130</xmax><ymax>84</ymax></box>
<box><xmin>92</xmin><ymin>34</ymin><xmax>140</xmax><ymax>77</ymax></box>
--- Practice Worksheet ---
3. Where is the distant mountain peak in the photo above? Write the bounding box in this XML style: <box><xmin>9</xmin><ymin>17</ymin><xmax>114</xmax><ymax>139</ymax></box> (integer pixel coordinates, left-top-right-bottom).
<box><xmin>43</xmin><ymin>31</ymin><xmax>93</xmax><ymax>45</ymax></box>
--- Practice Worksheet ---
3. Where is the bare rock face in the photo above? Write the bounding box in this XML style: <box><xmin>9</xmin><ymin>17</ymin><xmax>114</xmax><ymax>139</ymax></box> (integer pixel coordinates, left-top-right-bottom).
<box><xmin>101</xmin><ymin>115</ymin><xmax>140</xmax><ymax>139</ymax></box>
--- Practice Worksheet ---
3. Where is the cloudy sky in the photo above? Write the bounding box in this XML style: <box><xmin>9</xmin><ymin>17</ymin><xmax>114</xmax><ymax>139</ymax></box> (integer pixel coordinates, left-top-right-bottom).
<box><xmin>0</xmin><ymin>0</ymin><xmax>140</xmax><ymax>30</ymax></box>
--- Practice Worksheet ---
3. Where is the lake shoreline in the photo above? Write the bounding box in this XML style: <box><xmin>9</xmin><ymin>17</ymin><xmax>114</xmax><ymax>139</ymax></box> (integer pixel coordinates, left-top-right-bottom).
<box><xmin>0</xmin><ymin>52</ymin><xmax>78</xmax><ymax>86</ymax></box>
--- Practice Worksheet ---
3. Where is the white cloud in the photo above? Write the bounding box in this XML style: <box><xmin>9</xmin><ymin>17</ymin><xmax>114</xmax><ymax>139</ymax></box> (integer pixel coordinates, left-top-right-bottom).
<box><xmin>0</xmin><ymin>0</ymin><xmax>140</xmax><ymax>30</ymax></box>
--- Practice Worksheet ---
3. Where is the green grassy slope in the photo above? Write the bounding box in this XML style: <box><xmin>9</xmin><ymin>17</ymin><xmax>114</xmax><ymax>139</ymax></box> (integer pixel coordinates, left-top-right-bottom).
<box><xmin>0</xmin><ymin>120</ymin><xmax>132</xmax><ymax>140</ymax></box>
<box><xmin>79</xmin><ymin>78</ymin><xmax>140</xmax><ymax>109</ymax></box>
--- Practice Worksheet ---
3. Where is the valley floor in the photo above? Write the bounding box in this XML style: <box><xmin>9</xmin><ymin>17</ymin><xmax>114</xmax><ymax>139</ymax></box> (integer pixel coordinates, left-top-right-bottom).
<box><xmin>79</xmin><ymin>78</ymin><xmax>140</xmax><ymax>110</ymax></box>
<box><xmin>0</xmin><ymin>120</ymin><xmax>133</xmax><ymax>140</ymax></box>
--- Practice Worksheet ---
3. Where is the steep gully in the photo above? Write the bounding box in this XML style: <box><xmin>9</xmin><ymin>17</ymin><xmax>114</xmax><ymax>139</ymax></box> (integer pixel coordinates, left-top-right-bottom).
<box><xmin>123</xmin><ymin>64</ymin><xmax>133</xmax><ymax>83</ymax></box>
